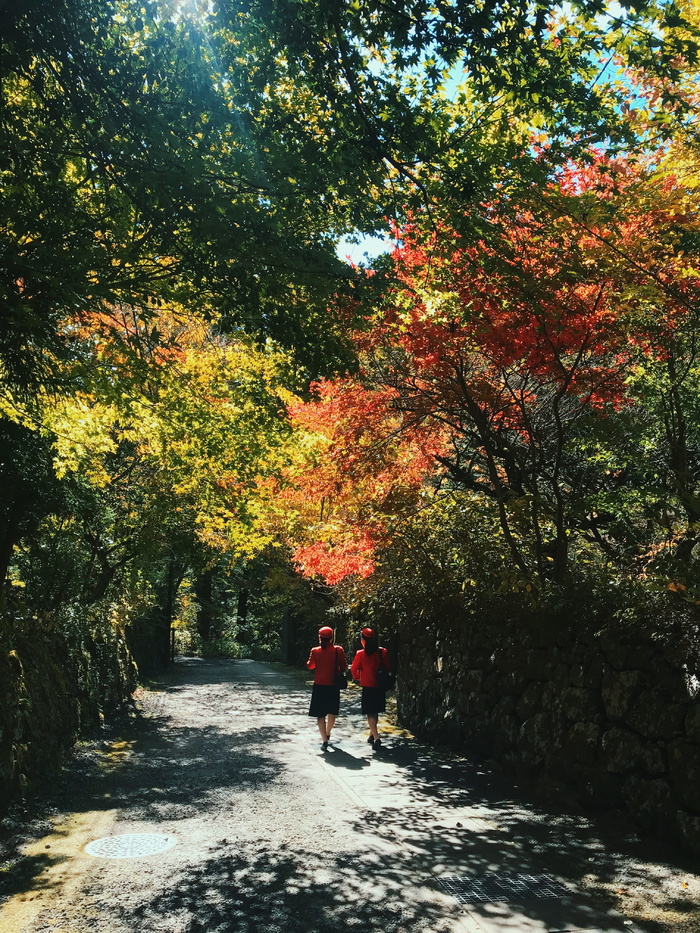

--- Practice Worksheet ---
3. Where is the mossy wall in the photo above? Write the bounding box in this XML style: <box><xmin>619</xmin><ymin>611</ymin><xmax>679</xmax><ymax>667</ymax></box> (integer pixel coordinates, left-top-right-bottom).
<box><xmin>0</xmin><ymin>625</ymin><xmax>137</xmax><ymax>815</ymax></box>
<box><xmin>397</xmin><ymin>601</ymin><xmax>700</xmax><ymax>855</ymax></box>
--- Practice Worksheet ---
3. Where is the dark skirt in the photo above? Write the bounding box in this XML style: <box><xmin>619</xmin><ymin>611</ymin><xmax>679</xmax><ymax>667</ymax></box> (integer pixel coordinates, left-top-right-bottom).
<box><xmin>361</xmin><ymin>686</ymin><xmax>386</xmax><ymax>715</ymax></box>
<box><xmin>308</xmin><ymin>684</ymin><xmax>341</xmax><ymax>718</ymax></box>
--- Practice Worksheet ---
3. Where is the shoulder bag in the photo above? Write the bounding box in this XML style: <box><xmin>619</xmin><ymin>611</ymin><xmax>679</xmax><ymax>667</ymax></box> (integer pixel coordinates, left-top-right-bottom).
<box><xmin>375</xmin><ymin>648</ymin><xmax>395</xmax><ymax>692</ymax></box>
<box><xmin>333</xmin><ymin>647</ymin><xmax>348</xmax><ymax>689</ymax></box>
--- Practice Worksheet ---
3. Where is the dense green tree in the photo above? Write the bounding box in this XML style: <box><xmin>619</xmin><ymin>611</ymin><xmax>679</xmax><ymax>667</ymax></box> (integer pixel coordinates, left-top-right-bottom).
<box><xmin>0</xmin><ymin>420</ymin><xmax>65</xmax><ymax>586</ymax></box>
<box><xmin>211</xmin><ymin>0</ymin><xmax>700</xmax><ymax>221</ymax></box>
<box><xmin>3</xmin><ymin>0</ymin><xmax>700</xmax><ymax>675</ymax></box>
<box><xmin>0</xmin><ymin>0</ymin><xmax>360</xmax><ymax>395</ymax></box>
<box><xmin>275</xmin><ymin>151</ymin><xmax>700</xmax><ymax>605</ymax></box>
<box><xmin>3</xmin><ymin>0</ymin><xmax>697</xmax><ymax>393</ymax></box>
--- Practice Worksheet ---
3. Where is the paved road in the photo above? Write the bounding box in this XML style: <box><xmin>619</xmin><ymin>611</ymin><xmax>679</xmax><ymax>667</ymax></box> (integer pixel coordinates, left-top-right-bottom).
<box><xmin>0</xmin><ymin>659</ymin><xmax>693</xmax><ymax>932</ymax></box>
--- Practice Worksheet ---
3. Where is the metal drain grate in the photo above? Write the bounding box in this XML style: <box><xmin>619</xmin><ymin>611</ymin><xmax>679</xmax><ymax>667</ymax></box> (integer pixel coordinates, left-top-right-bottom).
<box><xmin>84</xmin><ymin>833</ymin><xmax>177</xmax><ymax>859</ymax></box>
<box><xmin>438</xmin><ymin>872</ymin><xmax>570</xmax><ymax>904</ymax></box>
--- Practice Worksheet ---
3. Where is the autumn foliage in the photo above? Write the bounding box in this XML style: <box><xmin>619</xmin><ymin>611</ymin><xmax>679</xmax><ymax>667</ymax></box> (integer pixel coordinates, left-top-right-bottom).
<box><xmin>280</xmin><ymin>152</ymin><xmax>700</xmax><ymax>586</ymax></box>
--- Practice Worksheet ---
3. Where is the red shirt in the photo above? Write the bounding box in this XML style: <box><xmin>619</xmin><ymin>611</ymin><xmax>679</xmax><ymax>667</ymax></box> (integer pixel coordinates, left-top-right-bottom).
<box><xmin>350</xmin><ymin>647</ymin><xmax>390</xmax><ymax>687</ymax></box>
<box><xmin>307</xmin><ymin>644</ymin><xmax>346</xmax><ymax>686</ymax></box>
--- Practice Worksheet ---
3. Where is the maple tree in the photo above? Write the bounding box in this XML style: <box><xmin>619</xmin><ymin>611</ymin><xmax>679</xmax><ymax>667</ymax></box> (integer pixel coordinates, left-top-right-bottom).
<box><xmin>0</xmin><ymin>0</ymin><xmax>365</xmax><ymax>399</ymax></box>
<box><xmin>3</xmin><ymin>0</ymin><xmax>700</xmax><ymax>674</ymax></box>
<box><xmin>1</xmin><ymin>298</ymin><xmax>298</xmax><ymax>669</ymax></box>
<box><xmin>47</xmin><ymin>304</ymin><xmax>294</xmax><ymax>556</ymax></box>
<box><xmin>2</xmin><ymin>0</ymin><xmax>698</xmax><ymax>396</ymax></box>
<box><xmin>277</xmin><ymin>377</ymin><xmax>446</xmax><ymax>584</ymax></box>
<box><xmin>279</xmin><ymin>151</ymin><xmax>700</xmax><ymax>593</ymax></box>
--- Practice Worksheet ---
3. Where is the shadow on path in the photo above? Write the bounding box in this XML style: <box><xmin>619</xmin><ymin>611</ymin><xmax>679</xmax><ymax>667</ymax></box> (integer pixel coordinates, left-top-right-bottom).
<box><xmin>321</xmin><ymin>747</ymin><xmax>371</xmax><ymax>771</ymax></box>
<box><xmin>1</xmin><ymin>658</ymin><xmax>699</xmax><ymax>933</ymax></box>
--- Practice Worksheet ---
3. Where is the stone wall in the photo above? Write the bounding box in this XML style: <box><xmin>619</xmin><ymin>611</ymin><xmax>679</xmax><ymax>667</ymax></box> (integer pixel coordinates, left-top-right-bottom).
<box><xmin>397</xmin><ymin>608</ymin><xmax>700</xmax><ymax>855</ymax></box>
<box><xmin>0</xmin><ymin>626</ymin><xmax>137</xmax><ymax>815</ymax></box>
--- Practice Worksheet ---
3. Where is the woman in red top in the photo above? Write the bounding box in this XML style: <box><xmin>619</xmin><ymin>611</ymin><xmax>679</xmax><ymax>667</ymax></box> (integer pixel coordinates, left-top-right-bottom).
<box><xmin>307</xmin><ymin>626</ymin><xmax>347</xmax><ymax>751</ymax></box>
<box><xmin>350</xmin><ymin>627</ymin><xmax>391</xmax><ymax>748</ymax></box>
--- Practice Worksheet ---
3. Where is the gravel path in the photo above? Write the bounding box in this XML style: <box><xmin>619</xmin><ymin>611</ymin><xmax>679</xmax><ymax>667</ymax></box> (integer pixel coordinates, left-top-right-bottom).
<box><xmin>1</xmin><ymin>658</ymin><xmax>699</xmax><ymax>932</ymax></box>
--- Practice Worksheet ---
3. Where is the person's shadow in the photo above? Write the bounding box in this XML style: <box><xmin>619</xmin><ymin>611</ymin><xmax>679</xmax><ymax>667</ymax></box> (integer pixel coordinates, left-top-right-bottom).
<box><xmin>321</xmin><ymin>746</ymin><xmax>371</xmax><ymax>771</ymax></box>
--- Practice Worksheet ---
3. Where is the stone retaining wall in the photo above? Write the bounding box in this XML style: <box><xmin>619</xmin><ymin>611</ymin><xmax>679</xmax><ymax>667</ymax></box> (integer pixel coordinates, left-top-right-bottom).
<box><xmin>397</xmin><ymin>610</ymin><xmax>700</xmax><ymax>854</ymax></box>
<box><xmin>0</xmin><ymin>626</ymin><xmax>137</xmax><ymax>815</ymax></box>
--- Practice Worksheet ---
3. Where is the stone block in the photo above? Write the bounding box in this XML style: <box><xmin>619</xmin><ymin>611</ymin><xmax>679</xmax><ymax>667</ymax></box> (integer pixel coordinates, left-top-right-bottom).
<box><xmin>647</xmin><ymin>666</ymin><xmax>700</xmax><ymax>704</ymax></box>
<box><xmin>520</xmin><ymin>649</ymin><xmax>550</xmax><ymax>680</ymax></box>
<box><xmin>683</xmin><ymin>667</ymin><xmax>700</xmax><ymax>702</ymax></box>
<box><xmin>491</xmin><ymin>695</ymin><xmax>517</xmax><ymax>719</ymax></box>
<box><xmin>582</xmin><ymin>770</ymin><xmax>624</xmax><ymax>807</ymax></box>
<box><xmin>601</xmin><ymin>670</ymin><xmax>645</xmax><ymax>719</ymax></box>
<box><xmin>493</xmin><ymin>714</ymin><xmax>519</xmax><ymax>755</ymax></box>
<box><xmin>676</xmin><ymin>810</ymin><xmax>700</xmax><ymax>856</ymax></box>
<box><xmin>685</xmin><ymin>703</ymin><xmax>700</xmax><ymax>743</ymax></box>
<box><xmin>596</xmin><ymin>629</ymin><xmax>633</xmax><ymax>669</ymax></box>
<box><xmin>517</xmin><ymin>712</ymin><xmax>566</xmax><ymax>768</ymax></box>
<box><xmin>462</xmin><ymin>692</ymin><xmax>489</xmax><ymax>718</ymax></box>
<box><xmin>560</xmin><ymin>686</ymin><xmax>600</xmax><ymax>721</ymax></box>
<box><xmin>626</xmin><ymin>645</ymin><xmax>658</xmax><ymax>671</ymax></box>
<box><xmin>622</xmin><ymin>775</ymin><xmax>673</xmax><ymax>831</ymax></box>
<box><xmin>583</xmin><ymin>655</ymin><xmax>606</xmax><ymax>689</ymax></box>
<box><xmin>483</xmin><ymin>670</ymin><xmax>502</xmax><ymax>694</ymax></box>
<box><xmin>500</xmin><ymin>670</ymin><xmax>528</xmax><ymax>695</ymax></box>
<box><xmin>601</xmin><ymin>726</ymin><xmax>665</xmax><ymax>775</ymax></box>
<box><xmin>627</xmin><ymin>692</ymin><xmax>684</xmax><ymax>740</ymax></box>
<box><xmin>668</xmin><ymin>741</ymin><xmax>700</xmax><ymax>811</ymax></box>
<box><xmin>516</xmin><ymin>682</ymin><xmax>543</xmax><ymax>720</ymax></box>
<box><xmin>563</xmin><ymin>721</ymin><xmax>602</xmax><ymax>764</ymax></box>
<box><xmin>546</xmin><ymin>661</ymin><xmax>572</xmax><ymax>685</ymax></box>
<box><xmin>490</xmin><ymin>645</ymin><xmax>518</xmax><ymax>673</ymax></box>
<box><xmin>461</xmin><ymin>669</ymin><xmax>486</xmax><ymax>694</ymax></box>
<box><xmin>541</xmin><ymin>681</ymin><xmax>559</xmax><ymax>709</ymax></box>
<box><xmin>569</xmin><ymin>663</ymin><xmax>586</xmax><ymax>688</ymax></box>
<box><xmin>469</xmin><ymin>714</ymin><xmax>493</xmax><ymax>742</ymax></box>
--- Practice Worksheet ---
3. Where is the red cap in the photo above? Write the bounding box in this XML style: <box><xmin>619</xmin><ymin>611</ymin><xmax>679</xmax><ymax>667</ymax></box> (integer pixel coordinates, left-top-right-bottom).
<box><xmin>318</xmin><ymin>626</ymin><xmax>334</xmax><ymax>639</ymax></box>
<box><xmin>361</xmin><ymin>627</ymin><xmax>375</xmax><ymax>639</ymax></box>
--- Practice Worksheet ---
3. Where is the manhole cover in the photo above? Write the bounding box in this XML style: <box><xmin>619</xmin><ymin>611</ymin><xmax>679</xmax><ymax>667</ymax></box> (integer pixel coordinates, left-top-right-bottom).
<box><xmin>84</xmin><ymin>833</ymin><xmax>177</xmax><ymax>859</ymax></box>
<box><xmin>437</xmin><ymin>872</ymin><xmax>570</xmax><ymax>904</ymax></box>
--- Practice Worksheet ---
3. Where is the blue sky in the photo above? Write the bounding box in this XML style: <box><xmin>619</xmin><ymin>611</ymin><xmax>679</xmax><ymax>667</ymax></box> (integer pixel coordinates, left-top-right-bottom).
<box><xmin>336</xmin><ymin>233</ymin><xmax>392</xmax><ymax>265</ymax></box>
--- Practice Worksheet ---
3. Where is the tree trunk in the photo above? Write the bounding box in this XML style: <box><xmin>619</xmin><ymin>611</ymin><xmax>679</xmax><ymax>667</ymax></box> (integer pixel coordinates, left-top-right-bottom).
<box><xmin>236</xmin><ymin>587</ymin><xmax>249</xmax><ymax>644</ymax></box>
<box><xmin>195</xmin><ymin>569</ymin><xmax>215</xmax><ymax>643</ymax></box>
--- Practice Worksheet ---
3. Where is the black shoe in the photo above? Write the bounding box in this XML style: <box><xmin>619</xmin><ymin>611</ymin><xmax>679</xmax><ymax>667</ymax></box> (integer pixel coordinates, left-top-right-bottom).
<box><xmin>367</xmin><ymin>735</ymin><xmax>375</xmax><ymax>746</ymax></box>
<box><xmin>321</xmin><ymin>740</ymin><xmax>329</xmax><ymax>751</ymax></box>
<box><xmin>373</xmin><ymin>738</ymin><xmax>382</xmax><ymax>749</ymax></box>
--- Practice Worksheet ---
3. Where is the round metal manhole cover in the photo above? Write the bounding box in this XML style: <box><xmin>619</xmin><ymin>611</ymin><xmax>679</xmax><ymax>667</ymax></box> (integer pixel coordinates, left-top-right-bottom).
<box><xmin>84</xmin><ymin>833</ymin><xmax>177</xmax><ymax>859</ymax></box>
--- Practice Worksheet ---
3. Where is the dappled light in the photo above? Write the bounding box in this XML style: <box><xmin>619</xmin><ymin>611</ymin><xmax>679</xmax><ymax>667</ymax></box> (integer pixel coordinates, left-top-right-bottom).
<box><xmin>3</xmin><ymin>2</ymin><xmax>700</xmax><ymax>929</ymax></box>
<box><xmin>3</xmin><ymin>659</ymin><xmax>700</xmax><ymax>932</ymax></box>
